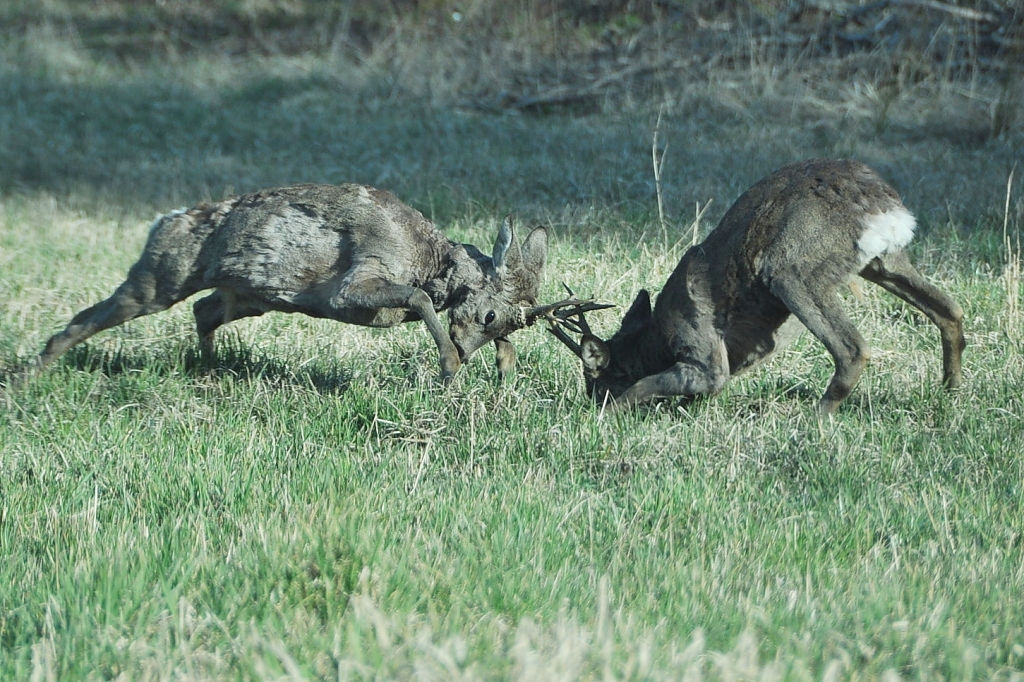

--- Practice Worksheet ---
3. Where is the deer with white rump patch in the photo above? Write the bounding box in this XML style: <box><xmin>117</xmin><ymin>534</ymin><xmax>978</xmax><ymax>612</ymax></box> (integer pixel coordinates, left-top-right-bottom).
<box><xmin>27</xmin><ymin>183</ymin><xmax>562</xmax><ymax>383</ymax></box>
<box><xmin>550</xmin><ymin>159</ymin><xmax>965</xmax><ymax>414</ymax></box>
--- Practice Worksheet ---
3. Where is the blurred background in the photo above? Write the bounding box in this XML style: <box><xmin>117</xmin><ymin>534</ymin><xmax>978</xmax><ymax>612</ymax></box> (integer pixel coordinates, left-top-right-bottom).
<box><xmin>0</xmin><ymin>0</ymin><xmax>1020</xmax><ymax>243</ymax></box>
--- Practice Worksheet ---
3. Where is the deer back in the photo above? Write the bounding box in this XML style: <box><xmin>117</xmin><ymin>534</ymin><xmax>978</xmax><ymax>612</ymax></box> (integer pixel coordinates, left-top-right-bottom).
<box><xmin>195</xmin><ymin>184</ymin><xmax>453</xmax><ymax>301</ymax></box>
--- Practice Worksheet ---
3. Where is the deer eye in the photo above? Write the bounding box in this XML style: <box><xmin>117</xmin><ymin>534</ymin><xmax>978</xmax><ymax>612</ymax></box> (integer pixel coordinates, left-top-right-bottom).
<box><xmin>484</xmin><ymin>311</ymin><xmax>496</xmax><ymax>325</ymax></box>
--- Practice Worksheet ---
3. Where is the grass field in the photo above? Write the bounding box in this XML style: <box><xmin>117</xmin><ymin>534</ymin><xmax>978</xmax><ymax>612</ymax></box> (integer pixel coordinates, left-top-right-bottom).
<box><xmin>2</xmin><ymin>2</ymin><xmax>1023</xmax><ymax>679</ymax></box>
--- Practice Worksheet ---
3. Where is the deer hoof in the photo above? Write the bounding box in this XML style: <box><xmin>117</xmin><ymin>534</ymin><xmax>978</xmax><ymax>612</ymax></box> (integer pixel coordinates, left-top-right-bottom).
<box><xmin>439</xmin><ymin>357</ymin><xmax>460</xmax><ymax>384</ymax></box>
<box><xmin>817</xmin><ymin>398</ymin><xmax>841</xmax><ymax>416</ymax></box>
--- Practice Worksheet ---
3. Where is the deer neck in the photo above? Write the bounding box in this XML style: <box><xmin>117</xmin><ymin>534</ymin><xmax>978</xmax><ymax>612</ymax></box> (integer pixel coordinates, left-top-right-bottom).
<box><xmin>638</xmin><ymin>323</ymin><xmax>677</xmax><ymax>378</ymax></box>
<box><xmin>420</xmin><ymin>241</ymin><xmax>489</xmax><ymax>311</ymax></box>
<box><xmin>606</xmin><ymin>321</ymin><xmax>673</xmax><ymax>385</ymax></box>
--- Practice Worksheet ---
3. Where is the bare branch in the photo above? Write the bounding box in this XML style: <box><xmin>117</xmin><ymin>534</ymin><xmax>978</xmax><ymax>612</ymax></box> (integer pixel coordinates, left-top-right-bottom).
<box><xmin>897</xmin><ymin>0</ymin><xmax>1001</xmax><ymax>22</ymax></box>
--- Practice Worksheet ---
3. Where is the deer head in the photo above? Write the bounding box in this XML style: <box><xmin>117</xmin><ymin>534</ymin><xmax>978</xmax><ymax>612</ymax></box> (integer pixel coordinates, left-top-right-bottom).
<box><xmin>447</xmin><ymin>216</ymin><xmax>549</xmax><ymax>365</ymax></box>
<box><xmin>548</xmin><ymin>288</ymin><xmax>654</xmax><ymax>404</ymax></box>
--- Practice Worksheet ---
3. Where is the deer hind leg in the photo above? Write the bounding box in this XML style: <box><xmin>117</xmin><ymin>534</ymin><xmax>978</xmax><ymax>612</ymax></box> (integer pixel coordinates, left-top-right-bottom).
<box><xmin>771</xmin><ymin>276</ymin><xmax>869</xmax><ymax>414</ymax></box>
<box><xmin>193</xmin><ymin>289</ymin><xmax>266</xmax><ymax>358</ymax></box>
<box><xmin>859</xmin><ymin>251</ymin><xmax>965</xmax><ymax>389</ymax></box>
<box><xmin>33</xmin><ymin>276</ymin><xmax>179</xmax><ymax>376</ymax></box>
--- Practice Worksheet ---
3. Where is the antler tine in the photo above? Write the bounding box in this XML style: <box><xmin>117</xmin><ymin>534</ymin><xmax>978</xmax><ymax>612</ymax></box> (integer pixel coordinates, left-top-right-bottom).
<box><xmin>523</xmin><ymin>296</ymin><xmax>613</xmax><ymax>327</ymax></box>
<box><xmin>546</xmin><ymin>320</ymin><xmax>582</xmax><ymax>356</ymax></box>
<box><xmin>523</xmin><ymin>281</ymin><xmax>615</xmax><ymax>337</ymax></box>
<box><xmin>556</xmin><ymin>281</ymin><xmax>600</xmax><ymax>336</ymax></box>
<box><xmin>552</xmin><ymin>314</ymin><xmax>587</xmax><ymax>335</ymax></box>
<box><xmin>558</xmin><ymin>303</ymin><xmax>595</xmax><ymax>336</ymax></box>
<box><xmin>523</xmin><ymin>282</ymin><xmax>613</xmax><ymax>350</ymax></box>
<box><xmin>555</xmin><ymin>300</ymin><xmax>614</xmax><ymax>334</ymax></box>
<box><xmin>569</xmin><ymin>307</ymin><xmax>593</xmax><ymax>336</ymax></box>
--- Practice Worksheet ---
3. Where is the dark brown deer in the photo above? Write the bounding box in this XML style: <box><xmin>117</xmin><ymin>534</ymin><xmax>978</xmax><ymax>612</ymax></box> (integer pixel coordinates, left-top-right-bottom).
<box><xmin>26</xmin><ymin>183</ymin><xmax>555</xmax><ymax>382</ymax></box>
<box><xmin>550</xmin><ymin>159</ymin><xmax>965</xmax><ymax>414</ymax></box>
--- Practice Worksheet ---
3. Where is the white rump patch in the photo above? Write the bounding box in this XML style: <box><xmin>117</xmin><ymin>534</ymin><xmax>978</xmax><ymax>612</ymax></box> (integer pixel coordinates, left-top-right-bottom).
<box><xmin>149</xmin><ymin>207</ymin><xmax>188</xmax><ymax>233</ymax></box>
<box><xmin>857</xmin><ymin>206</ymin><xmax>916</xmax><ymax>264</ymax></box>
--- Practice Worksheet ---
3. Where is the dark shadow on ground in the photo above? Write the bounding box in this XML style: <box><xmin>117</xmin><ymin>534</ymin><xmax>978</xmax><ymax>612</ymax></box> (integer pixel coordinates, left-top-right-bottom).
<box><xmin>47</xmin><ymin>342</ymin><xmax>355</xmax><ymax>396</ymax></box>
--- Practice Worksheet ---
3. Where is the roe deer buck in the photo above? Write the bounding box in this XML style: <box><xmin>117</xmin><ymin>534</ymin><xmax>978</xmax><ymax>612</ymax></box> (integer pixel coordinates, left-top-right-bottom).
<box><xmin>27</xmin><ymin>183</ymin><xmax>553</xmax><ymax>383</ymax></box>
<box><xmin>549</xmin><ymin>159</ymin><xmax>965</xmax><ymax>414</ymax></box>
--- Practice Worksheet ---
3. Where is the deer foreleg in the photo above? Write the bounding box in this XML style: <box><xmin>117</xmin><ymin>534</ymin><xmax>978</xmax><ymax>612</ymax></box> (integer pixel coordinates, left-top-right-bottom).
<box><xmin>31</xmin><ymin>276</ymin><xmax>178</xmax><ymax>376</ymax></box>
<box><xmin>613</xmin><ymin>361</ymin><xmax>729</xmax><ymax>409</ymax></box>
<box><xmin>494</xmin><ymin>337</ymin><xmax>515</xmax><ymax>381</ymax></box>
<box><xmin>614</xmin><ymin>341</ymin><xmax>730</xmax><ymax>409</ymax></box>
<box><xmin>331</xmin><ymin>278</ymin><xmax>461</xmax><ymax>381</ymax></box>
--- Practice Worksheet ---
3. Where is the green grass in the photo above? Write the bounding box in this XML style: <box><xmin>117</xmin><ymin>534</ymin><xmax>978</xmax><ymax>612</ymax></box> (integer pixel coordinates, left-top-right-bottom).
<box><xmin>2</xmin><ymin>3</ymin><xmax>1024</xmax><ymax>679</ymax></box>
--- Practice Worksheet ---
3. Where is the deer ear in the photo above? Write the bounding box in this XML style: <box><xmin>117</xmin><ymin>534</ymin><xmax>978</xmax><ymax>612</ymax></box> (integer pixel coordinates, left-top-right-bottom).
<box><xmin>492</xmin><ymin>215</ymin><xmax>521</xmax><ymax>275</ymax></box>
<box><xmin>581</xmin><ymin>336</ymin><xmax>611</xmax><ymax>372</ymax></box>
<box><xmin>620</xmin><ymin>290</ymin><xmax>652</xmax><ymax>333</ymax></box>
<box><xmin>520</xmin><ymin>227</ymin><xmax>547</xmax><ymax>277</ymax></box>
<box><xmin>505</xmin><ymin>226</ymin><xmax>547</xmax><ymax>302</ymax></box>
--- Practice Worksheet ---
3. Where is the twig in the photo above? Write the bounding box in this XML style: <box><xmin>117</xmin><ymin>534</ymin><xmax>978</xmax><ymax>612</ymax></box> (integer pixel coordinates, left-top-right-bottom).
<box><xmin>470</xmin><ymin>58</ymin><xmax>696</xmax><ymax>113</ymax></box>
<box><xmin>686</xmin><ymin>198</ymin><xmax>714</xmax><ymax>250</ymax></box>
<box><xmin>1002</xmin><ymin>164</ymin><xmax>1019</xmax><ymax>333</ymax></box>
<box><xmin>652</xmin><ymin>105</ymin><xmax>668</xmax><ymax>242</ymax></box>
<box><xmin>896</xmin><ymin>0</ymin><xmax>1002</xmax><ymax>23</ymax></box>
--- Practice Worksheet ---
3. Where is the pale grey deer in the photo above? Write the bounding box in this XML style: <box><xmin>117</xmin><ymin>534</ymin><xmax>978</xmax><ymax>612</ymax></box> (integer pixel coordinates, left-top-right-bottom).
<box><xmin>27</xmin><ymin>183</ymin><xmax>554</xmax><ymax>382</ymax></box>
<box><xmin>550</xmin><ymin>159</ymin><xmax>965</xmax><ymax>414</ymax></box>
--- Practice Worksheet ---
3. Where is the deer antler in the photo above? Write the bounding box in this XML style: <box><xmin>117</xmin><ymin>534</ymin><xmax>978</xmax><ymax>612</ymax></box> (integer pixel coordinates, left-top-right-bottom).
<box><xmin>523</xmin><ymin>281</ymin><xmax>613</xmax><ymax>325</ymax></box>
<box><xmin>547</xmin><ymin>319</ymin><xmax>582</xmax><ymax>355</ymax></box>
<box><xmin>523</xmin><ymin>297</ymin><xmax>614</xmax><ymax>327</ymax></box>
<box><xmin>534</xmin><ymin>283</ymin><xmax>614</xmax><ymax>356</ymax></box>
